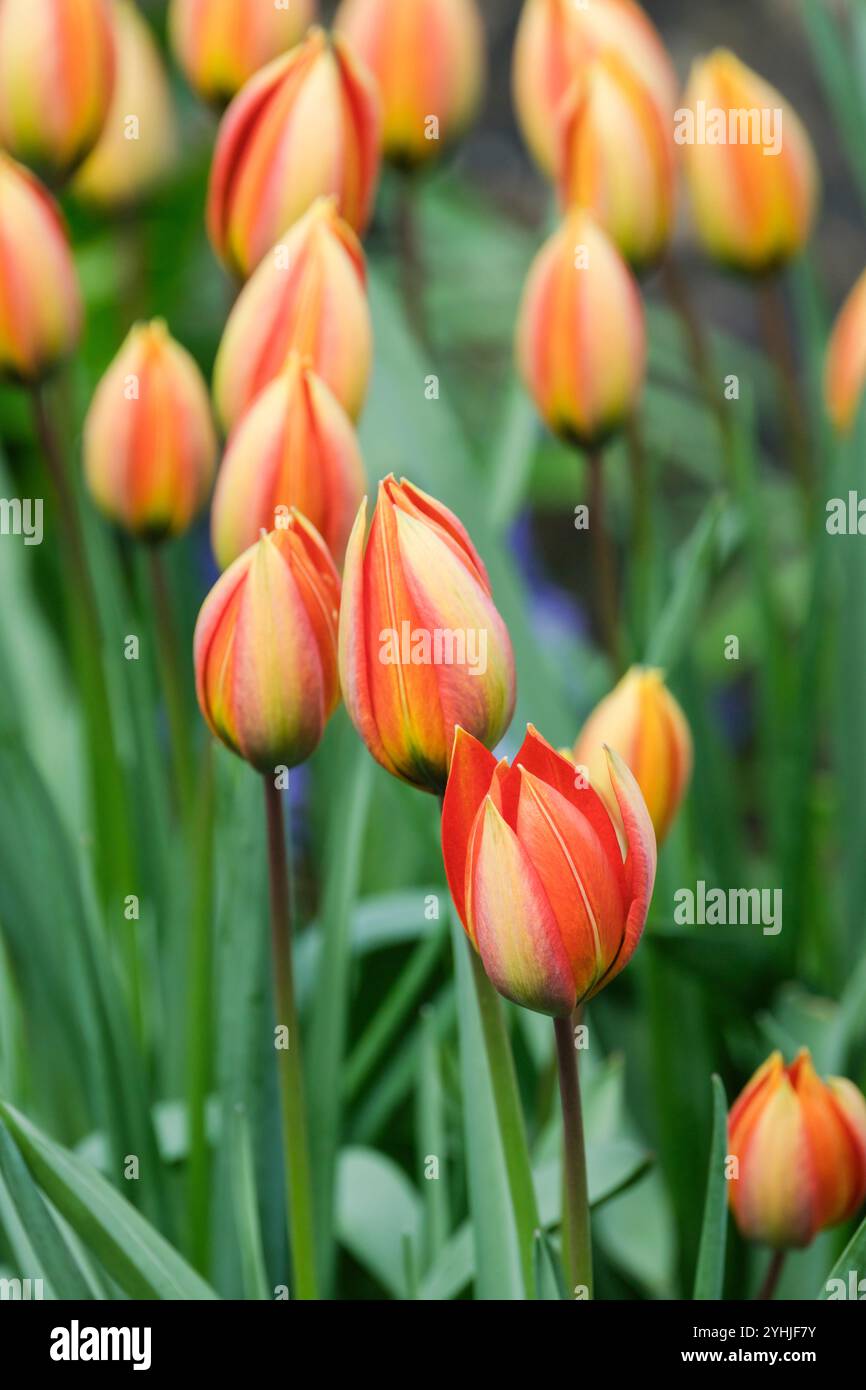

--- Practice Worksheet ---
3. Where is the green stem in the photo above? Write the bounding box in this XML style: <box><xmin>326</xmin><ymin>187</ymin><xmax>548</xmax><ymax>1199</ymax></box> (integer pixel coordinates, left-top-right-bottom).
<box><xmin>396</xmin><ymin>171</ymin><xmax>430</xmax><ymax>349</ymax></box>
<box><xmin>147</xmin><ymin>545</ymin><xmax>195</xmax><ymax>824</ymax></box>
<box><xmin>186</xmin><ymin>740</ymin><xmax>215</xmax><ymax>1272</ymax></box>
<box><xmin>553</xmin><ymin>1013</ymin><xmax>593</xmax><ymax>1297</ymax></box>
<box><xmin>263</xmin><ymin>775</ymin><xmax>319</xmax><ymax>1300</ymax></box>
<box><xmin>757</xmin><ymin>1249</ymin><xmax>786</xmax><ymax>1301</ymax></box>
<box><xmin>756</xmin><ymin>274</ymin><xmax>813</xmax><ymax>504</ymax></box>
<box><xmin>627</xmin><ymin>416</ymin><xmax>654</xmax><ymax>650</ymax></box>
<box><xmin>588</xmin><ymin>447</ymin><xmax>622</xmax><ymax>673</ymax></box>
<box><xmin>661</xmin><ymin>256</ymin><xmax>737</xmax><ymax>489</ymax></box>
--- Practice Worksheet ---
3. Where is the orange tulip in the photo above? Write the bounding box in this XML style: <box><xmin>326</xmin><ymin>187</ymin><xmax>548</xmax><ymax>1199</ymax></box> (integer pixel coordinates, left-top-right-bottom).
<box><xmin>207</xmin><ymin>27</ymin><xmax>382</xmax><ymax>278</ymax></box>
<box><xmin>442</xmin><ymin>724</ymin><xmax>656</xmax><ymax>1017</ymax></box>
<box><xmin>338</xmin><ymin>476</ymin><xmax>516</xmax><ymax>794</ymax></box>
<box><xmin>0</xmin><ymin>0</ymin><xmax>116</xmax><ymax>181</ymax></box>
<box><xmin>194</xmin><ymin>517</ymin><xmax>341</xmax><ymax>772</ymax></box>
<box><xmin>729</xmin><ymin>1050</ymin><xmax>866</xmax><ymax>1250</ymax></box>
<box><xmin>516</xmin><ymin>210</ymin><xmax>646</xmax><ymax>446</ymax></box>
<box><xmin>84</xmin><ymin>320</ymin><xmax>217</xmax><ymax>540</ymax></box>
<box><xmin>0</xmin><ymin>153</ymin><xmax>82</xmax><ymax>382</ymax></box>
<box><xmin>168</xmin><ymin>0</ymin><xmax>317</xmax><ymax>106</ymax></box>
<box><xmin>679</xmin><ymin>51</ymin><xmax>819</xmax><ymax>274</ymax></box>
<box><xmin>335</xmin><ymin>0</ymin><xmax>485</xmax><ymax>166</ymax></box>
<box><xmin>825</xmin><ymin>267</ymin><xmax>866</xmax><ymax>436</ymax></box>
<box><xmin>211</xmin><ymin>354</ymin><xmax>366</xmax><ymax>572</ymax></box>
<box><xmin>213</xmin><ymin>197</ymin><xmax>372</xmax><ymax>433</ymax></box>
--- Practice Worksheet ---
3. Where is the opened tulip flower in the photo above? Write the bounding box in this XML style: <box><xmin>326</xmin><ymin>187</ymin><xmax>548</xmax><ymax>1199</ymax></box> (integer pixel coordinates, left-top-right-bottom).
<box><xmin>572</xmin><ymin>667</ymin><xmax>692</xmax><ymax>845</ymax></box>
<box><xmin>207</xmin><ymin>27</ymin><xmax>382</xmax><ymax>278</ymax></box>
<box><xmin>334</xmin><ymin>0</ymin><xmax>485</xmax><ymax>166</ymax></box>
<box><xmin>729</xmin><ymin>1050</ymin><xmax>866</xmax><ymax>1255</ymax></box>
<box><xmin>513</xmin><ymin>0</ymin><xmax>676</xmax><ymax>178</ymax></box>
<box><xmin>0</xmin><ymin>153</ymin><xmax>82</xmax><ymax>382</ymax></box>
<box><xmin>211</xmin><ymin>354</ymin><xmax>366</xmax><ymax>571</ymax></box>
<box><xmin>84</xmin><ymin>320</ymin><xmax>217</xmax><ymax>540</ymax></box>
<box><xmin>169</xmin><ymin>0</ymin><xmax>317</xmax><ymax>106</ymax></box>
<box><xmin>339</xmin><ymin>476</ymin><xmax>516</xmax><ymax>794</ymax></box>
<box><xmin>825</xmin><ymin>267</ymin><xmax>866</xmax><ymax>436</ymax></box>
<box><xmin>0</xmin><ymin>0</ymin><xmax>116</xmax><ymax>182</ymax></box>
<box><xmin>213</xmin><ymin>197</ymin><xmax>372</xmax><ymax>432</ymax></box>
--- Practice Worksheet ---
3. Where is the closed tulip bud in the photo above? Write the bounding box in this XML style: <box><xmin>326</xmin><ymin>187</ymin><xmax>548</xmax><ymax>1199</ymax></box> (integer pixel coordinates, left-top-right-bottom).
<box><xmin>194</xmin><ymin>517</ymin><xmax>341</xmax><ymax>771</ymax></box>
<box><xmin>169</xmin><ymin>0</ymin><xmax>317</xmax><ymax>107</ymax></box>
<box><xmin>0</xmin><ymin>154</ymin><xmax>82</xmax><ymax>382</ymax></box>
<box><xmin>680</xmin><ymin>51</ymin><xmax>819</xmax><ymax>274</ymax></box>
<box><xmin>516</xmin><ymin>211</ymin><xmax>646</xmax><ymax>446</ymax></box>
<box><xmin>825</xmin><ymin>267</ymin><xmax>866</xmax><ymax>436</ymax></box>
<box><xmin>213</xmin><ymin>198</ymin><xmax>372</xmax><ymax>433</ymax></box>
<box><xmin>211</xmin><ymin>354</ymin><xmax>366</xmax><ymax>572</ymax></box>
<box><xmin>73</xmin><ymin>0</ymin><xmax>176</xmax><ymax>209</ymax></box>
<box><xmin>339</xmin><ymin>476</ymin><xmax>516</xmax><ymax>794</ymax></box>
<box><xmin>207</xmin><ymin>27</ymin><xmax>382</xmax><ymax>279</ymax></box>
<box><xmin>334</xmin><ymin>0</ymin><xmax>485</xmax><ymax>167</ymax></box>
<box><xmin>513</xmin><ymin>0</ymin><xmax>677</xmax><ymax>178</ymax></box>
<box><xmin>572</xmin><ymin>667</ymin><xmax>692</xmax><ymax>846</ymax></box>
<box><xmin>729</xmin><ymin>1050</ymin><xmax>866</xmax><ymax>1251</ymax></box>
<box><xmin>557</xmin><ymin>52</ymin><xmax>676</xmax><ymax>270</ymax></box>
<box><xmin>442</xmin><ymin>724</ymin><xmax>656</xmax><ymax>1017</ymax></box>
<box><xmin>0</xmin><ymin>0</ymin><xmax>116</xmax><ymax>181</ymax></box>
<box><xmin>84</xmin><ymin>320</ymin><xmax>217</xmax><ymax>540</ymax></box>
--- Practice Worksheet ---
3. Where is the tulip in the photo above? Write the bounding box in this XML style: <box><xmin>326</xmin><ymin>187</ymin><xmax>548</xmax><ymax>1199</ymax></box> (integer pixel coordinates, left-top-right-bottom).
<box><xmin>73</xmin><ymin>0</ymin><xmax>176</xmax><ymax>209</ymax></box>
<box><xmin>211</xmin><ymin>354</ymin><xmax>366</xmax><ymax>571</ymax></box>
<box><xmin>513</xmin><ymin>0</ymin><xmax>677</xmax><ymax>179</ymax></box>
<box><xmin>207</xmin><ymin>27</ymin><xmax>382</xmax><ymax>278</ymax></box>
<box><xmin>825</xmin><ymin>267</ymin><xmax>866</xmax><ymax>437</ymax></box>
<box><xmin>516</xmin><ymin>210</ymin><xmax>646</xmax><ymax>446</ymax></box>
<box><xmin>168</xmin><ymin>0</ymin><xmax>317</xmax><ymax>107</ymax></box>
<box><xmin>194</xmin><ymin>517</ymin><xmax>341</xmax><ymax>772</ymax></box>
<box><xmin>334</xmin><ymin>0</ymin><xmax>485</xmax><ymax>167</ymax></box>
<box><xmin>679</xmin><ymin>51</ymin><xmax>819</xmax><ymax>274</ymax></box>
<box><xmin>0</xmin><ymin>0</ymin><xmax>116</xmax><ymax>181</ymax></box>
<box><xmin>441</xmin><ymin>723</ymin><xmax>656</xmax><ymax>1017</ymax></box>
<box><xmin>572</xmin><ymin>667</ymin><xmax>691</xmax><ymax>845</ymax></box>
<box><xmin>213</xmin><ymin>197</ymin><xmax>372</xmax><ymax>433</ymax></box>
<box><xmin>729</xmin><ymin>1049</ymin><xmax>866</xmax><ymax>1251</ymax></box>
<box><xmin>84</xmin><ymin>320</ymin><xmax>217</xmax><ymax>540</ymax></box>
<box><xmin>338</xmin><ymin>476</ymin><xmax>516</xmax><ymax>794</ymax></box>
<box><xmin>557</xmin><ymin>52</ymin><xmax>676</xmax><ymax>271</ymax></box>
<box><xmin>0</xmin><ymin>154</ymin><xmax>83</xmax><ymax>382</ymax></box>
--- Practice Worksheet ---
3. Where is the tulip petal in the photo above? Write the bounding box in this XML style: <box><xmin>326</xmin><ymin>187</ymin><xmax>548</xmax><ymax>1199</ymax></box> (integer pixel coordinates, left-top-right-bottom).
<box><xmin>441</xmin><ymin>725</ymin><xmax>497</xmax><ymax>935</ymax></box>
<box><xmin>590</xmin><ymin>745</ymin><xmax>656</xmax><ymax>992</ymax></box>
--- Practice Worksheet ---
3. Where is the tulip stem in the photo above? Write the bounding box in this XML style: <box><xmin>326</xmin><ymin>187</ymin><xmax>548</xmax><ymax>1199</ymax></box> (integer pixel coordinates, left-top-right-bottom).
<box><xmin>587</xmin><ymin>448</ymin><xmax>622</xmax><ymax>673</ymax></box>
<box><xmin>263</xmin><ymin>775</ymin><xmax>319</xmax><ymax>1300</ymax></box>
<box><xmin>147</xmin><ymin>545</ymin><xmax>195</xmax><ymax>824</ymax></box>
<box><xmin>186</xmin><ymin>739</ymin><xmax>215</xmax><ymax>1273</ymax></box>
<box><xmin>756</xmin><ymin>276</ymin><xmax>813</xmax><ymax>503</ymax></box>
<box><xmin>396</xmin><ymin>172</ymin><xmax>431</xmax><ymax>350</ymax></box>
<box><xmin>757</xmin><ymin>1250</ymin><xmax>786</xmax><ymax>1301</ymax></box>
<box><xmin>553</xmin><ymin>1014</ymin><xmax>593</xmax><ymax>1298</ymax></box>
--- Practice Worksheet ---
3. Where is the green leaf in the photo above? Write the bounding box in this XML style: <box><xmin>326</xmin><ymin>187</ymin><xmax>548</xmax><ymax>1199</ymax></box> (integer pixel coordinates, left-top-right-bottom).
<box><xmin>645</xmin><ymin>498</ymin><xmax>723</xmax><ymax>672</ymax></box>
<box><xmin>533</xmin><ymin>1228</ymin><xmax>568</xmax><ymax>1301</ymax></box>
<box><xmin>336</xmin><ymin>1147</ymin><xmax>421</xmax><ymax>1299</ymax></box>
<box><xmin>229</xmin><ymin>1106</ymin><xmax>270</xmax><ymax>1303</ymax></box>
<box><xmin>0</xmin><ymin>1119</ymin><xmax>93</xmax><ymax>1300</ymax></box>
<box><xmin>693</xmin><ymin>1076</ymin><xmax>729</xmax><ymax>1300</ymax></box>
<box><xmin>817</xmin><ymin>1212</ymin><xmax>866</xmax><ymax>1299</ymax></box>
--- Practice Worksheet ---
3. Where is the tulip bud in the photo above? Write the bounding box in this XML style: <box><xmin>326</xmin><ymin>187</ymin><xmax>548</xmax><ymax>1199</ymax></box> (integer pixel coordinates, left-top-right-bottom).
<box><xmin>73</xmin><ymin>0</ymin><xmax>176</xmax><ymax>209</ymax></box>
<box><xmin>168</xmin><ymin>0</ymin><xmax>317</xmax><ymax>107</ymax></box>
<box><xmin>0</xmin><ymin>154</ymin><xmax>82</xmax><ymax>382</ymax></box>
<box><xmin>516</xmin><ymin>210</ymin><xmax>646</xmax><ymax>446</ymax></box>
<box><xmin>0</xmin><ymin>0</ymin><xmax>116</xmax><ymax>181</ymax></box>
<box><xmin>513</xmin><ymin>0</ymin><xmax>677</xmax><ymax>178</ymax></box>
<box><xmin>442</xmin><ymin>724</ymin><xmax>656</xmax><ymax>1017</ymax></box>
<box><xmin>729</xmin><ymin>1050</ymin><xmax>866</xmax><ymax>1250</ymax></box>
<box><xmin>194</xmin><ymin>517</ymin><xmax>341</xmax><ymax>771</ymax></box>
<box><xmin>213</xmin><ymin>198</ymin><xmax>372</xmax><ymax>433</ymax></box>
<box><xmin>557</xmin><ymin>52</ymin><xmax>676</xmax><ymax>270</ymax></box>
<box><xmin>334</xmin><ymin>0</ymin><xmax>485</xmax><ymax>167</ymax></box>
<box><xmin>84</xmin><ymin>320</ymin><xmax>217</xmax><ymax>540</ymax></box>
<box><xmin>211</xmin><ymin>354</ymin><xmax>366</xmax><ymax>572</ymax></box>
<box><xmin>338</xmin><ymin>476</ymin><xmax>516</xmax><ymax>794</ymax></box>
<box><xmin>572</xmin><ymin>667</ymin><xmax>692</xmax><ymax>846</ymax></box>
<box><xmin>207</xmin><ymin>27</ymin><xmax>382</xmax><ymax>278</ymax></box>
<box><xmin>825</xmin><ymin>267</ymin><xmax>866</xmax><ymax>437</ymax></box>
<box><xmin>679</xmin><ymin>51</ymin><xmax>819</xmax><ymax>274</ymax></box>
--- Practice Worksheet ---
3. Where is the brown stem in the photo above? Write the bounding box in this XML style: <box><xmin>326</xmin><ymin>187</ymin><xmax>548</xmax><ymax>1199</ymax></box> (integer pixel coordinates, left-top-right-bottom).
<box><xmin>757</xmin><ymin>1249</ymin><xmax>786</xmax><ymax>1301</ymax></box>
<box><xmin>661</xmin><ymin>256</ymin><xmax>736</xmax><ymax>488</ymax></box>
<box><xmin>553</xmin><ymin>1013</ymin><xmax>593</xmax><ymax>1297</ymax></box>
<box><xmin>396</xmin><ymin>173</ymin><xmax>430</xmax><ymax>349</ymax></box>
<box><xmin>146</xmin><ymin>545</ymin><xmax>194</xmax><ymax>823</ymax></box>
<box><xmin>756</xmin><ymin>275</ymin><xmax>812</xmax><ymax>500</ymax></box>
<box><xmin>588</xmin><ymin>448</ymin><xmax>622</xmax><ymax>672</ymax></box>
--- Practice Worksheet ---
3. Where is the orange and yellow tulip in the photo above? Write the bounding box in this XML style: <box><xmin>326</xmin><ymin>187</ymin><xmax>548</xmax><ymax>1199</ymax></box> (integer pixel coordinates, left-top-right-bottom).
<box><xmin>572</xmin><ymin>667</ymin><xmax>692</xmax><ymax>846</ymax></box>
<box><xmin>211</xmin><ymin>354</ymin><xmax>366</xmax><ymax>572</ymax></box>
<box><xmin>168</xmin><ymin>0</ymin><xmax>317</xmax><ymax>106</ymax></box>
<box><xmin>213</xmin><ymin>197</ymin><xmax>372</xmax><ymax>433</ymax></box>
<box><xmin>194</xmin><ymin>517</ymin><xmax>341</xmax><ymax>772</ymax></box>
<box><xmin>334</xmin><ymin>0</ymin><xmax>485</xmax><ymax>166</ymax></box>
<box><xmin>516</xmin><ymin>210</ymin><xmax>646</xmax><ymax>446</ymax></box>
<box><xmin>0</xmin><ymin>153</ymin><xmax>82</xmax><ymax>382</ymax></box>
<box><xmin>207</xmin><ymin>27</ymin><xmax>382</xmax><ymax>278</ymax></box>
<box><xmin>84</xmin><ymin>320</ymin><xmax>217</xmax><ymax>540</ymax></box>
<box><xmin>442</xmin><ymin>724</ymin><xmax>656</xmax><ymax>1017</ymax></box>
<box><xmin>825</xmin><ymin>267</ymin><xmax>866</xmax><ymax>436</ymax></box>
<box><xmin>338</xmin><ymin>476</ymin><xmax>516</xmax><ymax>794</ymax></box>
<box><xmin>729</xmin><ymin>1050</ymin><xmax>866</xmax><ymax>1250</ymax></box>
